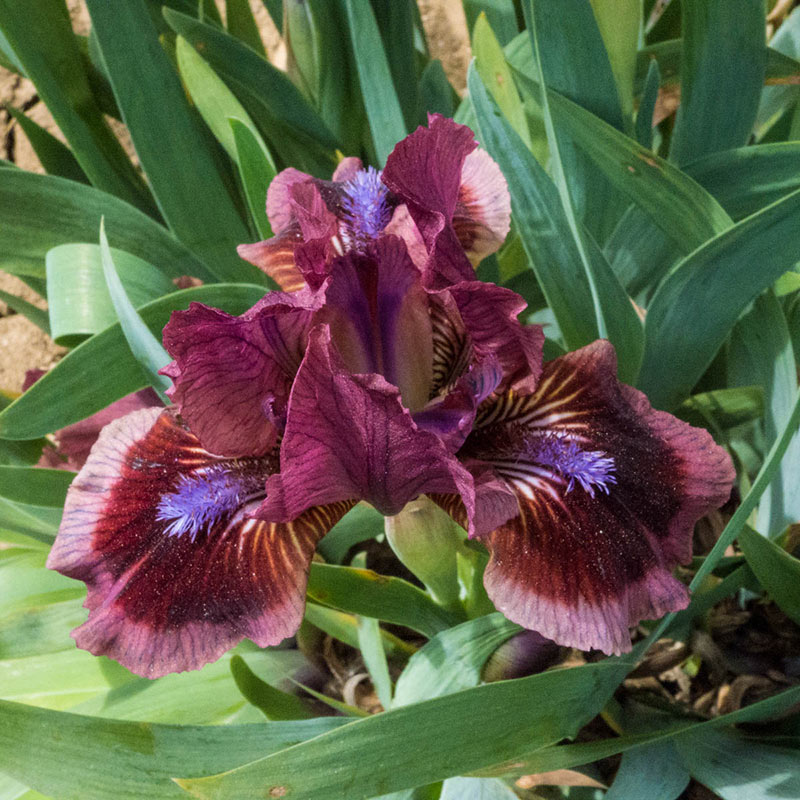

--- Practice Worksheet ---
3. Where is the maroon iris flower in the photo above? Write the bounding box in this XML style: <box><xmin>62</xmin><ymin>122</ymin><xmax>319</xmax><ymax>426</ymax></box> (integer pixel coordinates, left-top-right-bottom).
<box><xmin>47</xmin><ymin>117</ymin><xmax>734</xmax><ymax>678</ymax></box>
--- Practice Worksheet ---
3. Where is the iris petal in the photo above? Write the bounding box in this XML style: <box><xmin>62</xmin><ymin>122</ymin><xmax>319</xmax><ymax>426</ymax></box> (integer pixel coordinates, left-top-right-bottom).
<box><xmin>460</xmin><ymin>340</ymin><xmax>735</xmax><ymax>654</ymax></box>
<box><xmin>162</xmin><ymin>290</ymin><xmax>322</xmax><ymax>457</ymax></box>
<box><xmin>47</xmin><ymin>408</ymin><xmax>352</xmax><ymax>678</ymax></box>
<box><xmin>382</xmin><ymin>114</ymin><xmax>479</xmax><ymax>287</ymax></box>
<box><xmin>257</xmin><ymin>325</ymin><xmax>475</xmax><ymax>523</ymax></box>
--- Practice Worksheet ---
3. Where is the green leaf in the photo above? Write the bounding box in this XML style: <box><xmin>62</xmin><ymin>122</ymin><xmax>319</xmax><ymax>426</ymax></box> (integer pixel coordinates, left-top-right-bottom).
<box><xmin>635</xmin><ymin>58</ymin><xmax>660</xmax><ymax>149</ymax></box>
<box><xmin>0</xmin><ymin>598</ymin><xmax>87</xmax><ymax>660</ymax></box>
<box><xmin>440</xmin><ymin>777</ymin><xmax>518</xmax><ymax>800</ymax></box>
<box><xmin>0</xmin><ymin>0</ymin><xmax>156</xmax><ymax>213</ymax></box>
<box><xmin>317</xmin><ymin>502</ymin><xmax>384</xmax><ymax>564</ymax></box>
<box><xmin>224</xmin><ymin>0</ymin><xmax>265</xmax><ymax>56</ymax></box>
<box><xmin>0</xmin><ymin>699</ymin><xmax>348</xmax><ymax>800</ymax></box>
<box><xmin>163</xmin><ymin>8</ymin><xmax>339</xmax><ymax>175</ymax></box>
<box><xmin>676</xmin><ymin>728</ymin><xmax>800</xmax><ymax>800</ymax></box>
<box><xmin>739</xmin><ymin>526</ymin><xmax>800</xmax><ymax>626</ymax></box>
<box><xmin>677</xmin><ymin>386</ymin><xmax>764</xmax><ymax>433</ymax></box>
<box><xmin>229</xmin><ymin>118</ymin><xmax>276</xmax><ymax>240</ymax></box>
<box><xmin>468</xmin><ymin>64</ymin><xmax>644</xmax><ymax>382</ymax></box>
<box><xmin>86</xmin><ymin>0</ymin><xmax>259</xmax><ymax>284</ymax></box>
<box><xmin>0</xmin><ymin>467</ymin><xmax>73</xmax><ymax>507</ymax></box>
<box><xmin>0</xmin><ymin>284</ymin><xmax>265</xmax><ymax>440</ymax></box>
<box><xmin>356</xmin><ymin>615</ymin><xmax>393</xmax><ymax>709</ymax></box>
<box><xmin>728</xmin><ymin>293</ymin><xmax>800</xmax><ymax>535</ymax></box>
<box><xmin>419</xmin><ymin>59</ymin><xmax>457</xmax><ymax>118</ymax></box>
<box><xmin>463</xmin><ymin>0</ymin><xmax>518</xmax><ymax>47</ymax></box>
<box><xmin>175</xmin><ymin>34</ymin><xmax>259</xmax><ymax>161</ymax></box>
<box><xmin>343</xmin><ymin>0</ymin><xmax>407</xmax><ymax>164</ymax></box>
<box><xmin>99</xmin><ymin>221</ymin><xmax>172</xmax><ymax>401</ymax></box>
<box><xmin>516</xmin><ymin>75</ymin><xmax>733</xmax><ymax>250</ymax></box>
<box><xmin>370</xmin><ymin>1</ymin><xmax>419</xmax><ymax>130</ymax></box>
<box><xmin>0</xmin><ymin>170</ymin><xmax>212</xmax><ymax>282</ymax></box>
<box><xmin>684</xmin><ymin>143</ymin><xmax>800</xmax><ymax>221</ymax></box>
<box><xmin>589</xmin><ymin>0</ymin><xmax>641</xmax><ymax>124</ymax></box>
<box><xmin>0</xmin><ymin>288</ymin><xmax>49</xmax><ymax>333</ymax></box>
<box><xmin>46</xmin><ymin>243</ymin><xmax>176</xmax><ymax>346</ymax></box>
<box><xmin>176</xmin><ymin>658</ymin><xmax>635</xmax><ymax>799</ymax></box>
<box><xmin>306</xmin><ymin>563</ymin><xmax>461</xmax><ymax>638</ymax></box>
<box><xmin>669</xmin><ymin>0</ymin><xmax>766</xmax><ymax>165</ymax></box>
<box><xmin>392</xmin><ymin>614</ymin><xmax>520</xmax><ymax>707</ymax></box>
<box><xmin>754</xmin><ymin>8</ymin><xmax>800</xmax><ymax>139</ymax></box>
<box><xmin>229</xmin><ymin>655</ymin><xmax>313</xmax><ymax>720</ymax></box>
<box><xmin>473</xmin><ymin>12</ymin><xmax>531</xmax><ymax>148</ymax></box>
<box><xmin>638</xmin><ymin>188</ymin><xmax>800</xmax><ymax>410</ymax></box>
<box><xmin>302</xmin><ymin>604</ymin><xmax>414</xmax><ymax>659</ymax></box>
<box><xmin>604</xmin><ymin>741</ymin><xmax>689</xmax><ymax>800</ymax></box>
<box><xmin>5</xmin><ymin>105</ymin><xmax>87</xmax><ymax>184</ymax></box>
<box><xmin>687</xmin><ymin>385</ymin><xmax>800</xmax><ymax>593</ymax></box>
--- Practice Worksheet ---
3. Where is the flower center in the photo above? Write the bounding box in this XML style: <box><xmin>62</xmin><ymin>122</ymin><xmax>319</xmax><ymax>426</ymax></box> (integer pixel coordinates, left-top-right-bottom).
<box><xmin>525</xmin><ymin>432</ymin><xmax>617</xmax><ymax>498</ymax></box>
<box><xmin>155</xmin><ymin>465</ymin><xmax>264</xmax><ymax>541</ymax></box>
<box><xmin>340</xmin><ymin>167</ymin><xmax>391</xmax><ymax>248</ymax></box>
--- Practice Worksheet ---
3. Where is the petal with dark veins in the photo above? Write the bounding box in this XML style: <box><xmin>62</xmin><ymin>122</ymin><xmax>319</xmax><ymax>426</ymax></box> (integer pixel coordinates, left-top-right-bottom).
<box><xmin>162</xmin><ymin>290</ymin><xmax>322</xmax><ymax>458</ymax></box>
<box><xmin>461</xmin><ymin>340</ymin><xmax>735</xmax><ymax>654</ymax></box>
<box><xmin>47</xmin><ymin>408</ymin><xmax>352</xmax><ymax>678</ymax></box>
<box><xmin>257</xmin><ymin>326</ymin><xmax>475</xmax><ymax>524</ymax></box>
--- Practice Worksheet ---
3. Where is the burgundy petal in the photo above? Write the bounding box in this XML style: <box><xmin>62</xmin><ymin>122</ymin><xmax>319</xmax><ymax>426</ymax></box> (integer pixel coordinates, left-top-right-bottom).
<box><xmin>162</xmin><ymin>290</ymin><xmax>322</xmax><ymax>458</ymax></box>
<box><xmin>382</xmin><ymin>114</ymin><xmax>478</xmax><ymax>287</ymax></box>
<box><xmin>257</xmin><ymin>325</ymin><xmax>475</xmax><ymax>524</ymax></box>
<box><xmin>462</xmin><ymin>340</ymin><xmax>735</xmax><ymax>654</ymax></box>
<box><xmin>443</xmin><ymin>281</ymin><xmax>544</xmax><ymax>393</ymax></box>
<box><xmin>47</xmin><ymin>408</ymin><xmax>353</xmax><ymax>678</ymax></box>
<box><xmin>321</xmin><ymin>236</ymin><xmax>433</xmax><ymax>410</ymax></box>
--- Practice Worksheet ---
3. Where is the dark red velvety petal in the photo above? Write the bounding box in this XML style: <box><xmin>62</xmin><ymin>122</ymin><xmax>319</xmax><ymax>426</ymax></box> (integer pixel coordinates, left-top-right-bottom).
<box><xmin>162</xmin><ymin>290</ymin><xmax>322</xmax><ymax>458</ymax></box>
<box><xmin>47</xmin><ymin>408</ymin><xmax>352</xmax><ymax>678</ymax></box>
<box><xmin>257</xmin><ymin>325</ymin><xmax>476</xmax><ymax>524</ymax></box>
<box><xmin>462</xmin><ymin>340</ymin><xmax>735</xmax><ymax>654</ymax></box>
<box><xmin>382</xmin><ymin>114</ymin><xmax>478</xmax><ymax>288</ymax></box>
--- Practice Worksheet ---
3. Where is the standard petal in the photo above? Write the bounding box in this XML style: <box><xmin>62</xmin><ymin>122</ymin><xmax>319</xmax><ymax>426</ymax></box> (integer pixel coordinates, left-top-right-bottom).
<box><xmin>453</xmin><ymin>148</ymin><xmax>512</xmax><ymax>265</ymax></box>
<box><xmin>444</xmin><ymin>281</ymin><xmax>544</xmax><ymax>393</ymax></box>
<box><xmin>257</xmin><ymin>325</ymin><xmax>475</xmax><ymax>523</ymax></box>
<box><xmin>321</xmin><ymin>236</ymin><xmax>433</xmax><ymax>410</ymax></box>
<box><xmin>462</xmin><ymin>340</ymin><xmax>735</xmax><ymax>654</ymax></box>
<box><xmin>162</xmin><ymin>291</ymin><xmax>321</xmax><ymax>458</ymax></box>
<box><xmin>237</xmin><ymin>229</ymin><xmax>306</xmax><ymax>292</ymax></box>
<box><xmin>382</xmin><ymin>114</ymin><xmax>478</xmax><ymax>287</ymax></box>
<box><xmin>47</xmin><ymin>408</ymin><xmax>352</xmax><ymax>678</ymax></box>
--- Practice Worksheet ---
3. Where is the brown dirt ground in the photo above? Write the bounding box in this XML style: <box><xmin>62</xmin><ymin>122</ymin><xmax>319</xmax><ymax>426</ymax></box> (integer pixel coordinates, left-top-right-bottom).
<box><xmin>0</xmin><ymin>0</ymin><xmax>468</xmax><ymax>395</ymax></box>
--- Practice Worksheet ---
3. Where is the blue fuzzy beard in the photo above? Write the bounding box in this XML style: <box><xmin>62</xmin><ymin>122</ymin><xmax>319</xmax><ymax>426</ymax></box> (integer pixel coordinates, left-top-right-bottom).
<box><xmin>340</xmin><ymin>167</ymin><xmax>392</xmax><ymax>249</ymax></box>
<box><xmin>525</xmin><ymin>432</ymin><xmax>617</xmax><ymax>498</ymax></box>
<box><xmin>156</xmin><ymin>465</ymin><xmax>262</xmax><ymax>541</ymax></box>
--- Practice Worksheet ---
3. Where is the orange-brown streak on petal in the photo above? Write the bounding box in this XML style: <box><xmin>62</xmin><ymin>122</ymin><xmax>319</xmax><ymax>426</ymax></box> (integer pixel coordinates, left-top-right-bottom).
<box><xmin>453</xmin><ymin>148</ymin><xmax>512</xmax><ymax>265</ymax></box>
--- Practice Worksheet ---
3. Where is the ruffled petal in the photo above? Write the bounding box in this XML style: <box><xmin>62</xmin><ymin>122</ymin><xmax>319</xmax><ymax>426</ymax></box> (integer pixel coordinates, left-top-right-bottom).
<box><xmin>47</xmin><ymin>408</ymin><xmax>352</xmax><ymax>678</ymax></box>
<box><xmin>453</xmin><ymin>148</ymin><xmax>512</xmax><ymax>265</ymax></box>
<box><xmin>462</xmin><ymin>340</ymin><xmax>735</xmax><ymax>654</ymax></box>
<box><xmin>237</xmin><ymin>228</ymin><xmax>306</xmax><ymax>292</ymax></box>
<box><xmin>258</xmin><ymin>325</ymin><xmax>475</xmax><ymax>523</ymax></box>
<box><xmin>382</xmin><ymin>114</ymin><xmax>478</xmax><ymax>287</ymax></box>
<box><xmin>443</xmin><ymin>281</ymin><xmax>544</xmax><ymax>393</ymax></box>
<box><xmin>162</xmin><ymin>291</ymin><xmax>322</xmax><ymax>458</ymax></box>
<box><xmin>266</xmin><ymin>167</ymin><xmax>313</xmax><ymax>234</ymax></box>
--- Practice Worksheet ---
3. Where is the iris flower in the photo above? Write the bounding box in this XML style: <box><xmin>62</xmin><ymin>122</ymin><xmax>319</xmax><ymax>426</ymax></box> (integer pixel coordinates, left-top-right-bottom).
<box><xmin>48</xmin><ymin>117</ymin><xmax>734</xmax><ymax>677</ymax></box>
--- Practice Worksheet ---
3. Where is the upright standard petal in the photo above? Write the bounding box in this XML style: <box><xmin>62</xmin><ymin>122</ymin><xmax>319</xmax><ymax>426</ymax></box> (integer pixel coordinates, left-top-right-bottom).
<box><xmin>47</xmin><ymin>407</ymin><xmax>352</xmax><ymax>678</ymax></box>
<box><xmin>162</xmin><ymin>289</ymin><xmax>321</xmax><ymax>458</ymax></box>
<box><xmin>382</xmin><ymin>114</ymin><xmax>510</xmax><ymax>287</ymax></box>
<box><xmin>258</xmin><ymin>326</ymin><xmax>475</xmax><ymax>524</ymax></box>
<box><xmin>460</xmin><ymin>340</ymin><xmax>735</xmax><ymax>654</ymax></box>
